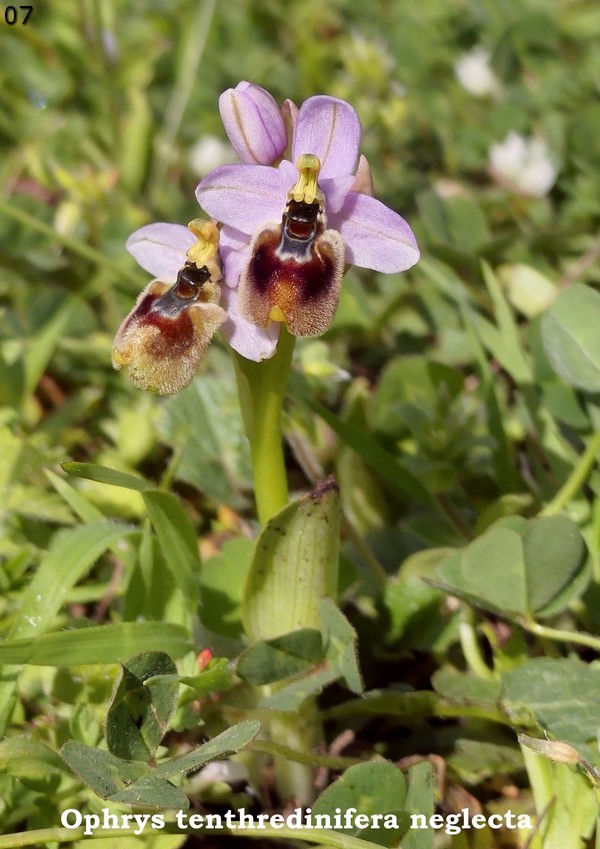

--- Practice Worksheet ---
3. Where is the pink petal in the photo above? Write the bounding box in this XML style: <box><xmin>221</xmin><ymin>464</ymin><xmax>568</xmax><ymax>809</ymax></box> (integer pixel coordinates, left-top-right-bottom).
<box><xmin>196</xmin><ymin>164</ymin><xmax>283</xmax><ymax>235</ymax></box>
<box><xmin>320</xmin><ymin>175</ymin><xmax>356</xmax><ymax>213</ymax></box>
<box><xmin>126</xmin><ymin>223</ymin><xmax>194</xmax><ymax>281</ymax></box>
<box><xmin>219</xmin><ymin>82</ymin><xmax>287</xmax><ymax>165</ymax></box>
<box><xmin>277</xmin><ymin>158</ymin><xmax>298</xmax><ymax>194</ymax></box>
<box><xmin>219</xmin><ymin>225</ymin><xmax>251</xmax><ymax>288</ymax></box>
<box><xmin>219</xmin><ymin>286</ymin><xmax>279</xmax><ymax>360</ymax></box>
<box><xmin>351</xmin><ymin>155</ymin><xmax>374</xmax><ymax>197</ymax></box>
<box><xmin>292</xmin><ymin>96</ymin><xmax>361</xmax><ymax>179</ymax></box>
<box><xmin>281</xmin><ymin>98</ymin><xmax>299</xmax><ymax>156</ymax></box>
<box><xmin>330</xmin><ymin>192</ymin><xmax>420</xmax><ymax>273</ymax></box>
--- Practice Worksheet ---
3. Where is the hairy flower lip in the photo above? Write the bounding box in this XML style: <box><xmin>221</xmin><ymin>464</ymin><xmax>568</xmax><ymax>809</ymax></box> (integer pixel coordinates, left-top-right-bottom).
<box><xmin>111</xmin><ymin>279</ymin><xmax>227</xmax><ymax>395</ymax></box>
<box><xmin>238</xmin><ymin>206</ymin><xmax>345</xmax><ymax>338</ymax></box>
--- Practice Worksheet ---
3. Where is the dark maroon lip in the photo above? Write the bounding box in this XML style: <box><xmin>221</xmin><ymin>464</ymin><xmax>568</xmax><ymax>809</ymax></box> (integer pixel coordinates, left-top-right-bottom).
<box><xmin>142</xmin><ymin>305</ymin><xmax>195</xmax><ymax>346</ymax></box>
<box><xmin>248</xmin><ymin>227</ymin><xmax>337</xmax><ymax>305</ymax></box>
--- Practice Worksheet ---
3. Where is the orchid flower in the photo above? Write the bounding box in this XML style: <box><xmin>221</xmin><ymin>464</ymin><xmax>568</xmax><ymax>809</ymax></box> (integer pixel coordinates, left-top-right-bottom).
<box><xmin>112</xmin><ymin>219</ymin><xmax>278</xmax><ymax>394</ymax></box>
<box><xmin>113</xmin><ymin>85</ymin><xmax>419</xmax><ymax>394</ymax></box>
<box><xmin>197</xmin><ymin>86</ymin><xmax>419</xmax><ymax>337</ymax></box>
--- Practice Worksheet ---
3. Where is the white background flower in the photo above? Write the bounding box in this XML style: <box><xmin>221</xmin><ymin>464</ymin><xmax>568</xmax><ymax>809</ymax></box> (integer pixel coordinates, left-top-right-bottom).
<box><xmin>454</xmin><ymin>47</ymin><xmax>500</xmax><ymax>97</ymax></box>
<box><xmin>489</xmin><ymin>132</ymin><xmax>559</xmax><ymax>197</ymax></box>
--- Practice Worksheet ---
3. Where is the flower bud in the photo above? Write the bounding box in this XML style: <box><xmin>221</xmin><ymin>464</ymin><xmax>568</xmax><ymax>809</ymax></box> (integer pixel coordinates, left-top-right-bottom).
<box><xmin>519</xmin><ymin>734</ymin><xmax>580</xmax><ymax>765</ymax></box>
<box><xmin>219</xmin><ymin>81</ymin><xmax>287</xmax><ymax>165</ymax></box>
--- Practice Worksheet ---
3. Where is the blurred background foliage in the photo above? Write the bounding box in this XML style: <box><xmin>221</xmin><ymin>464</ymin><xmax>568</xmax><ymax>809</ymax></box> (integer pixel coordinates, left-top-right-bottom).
<box><xmin>3</xmin><ymin>0</ymin><xmax>599</xmax><ymax>519</ymax></box>
<box><xmin>2</xmin><ymin>0</ymin><xmax>600</xmax><ymax>842</ymax></box>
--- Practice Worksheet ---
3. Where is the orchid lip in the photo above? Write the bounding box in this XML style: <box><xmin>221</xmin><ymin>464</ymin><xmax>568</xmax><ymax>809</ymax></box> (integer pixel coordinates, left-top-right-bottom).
<box><xmin>237</xmin><ymin>199</ymin><xmax>345</xmax><ymax>338</ymax></box>
<box><xmin>111</xmin><ymin>277</ymin><xmax>227</xmax><ymax>395</ymax></box>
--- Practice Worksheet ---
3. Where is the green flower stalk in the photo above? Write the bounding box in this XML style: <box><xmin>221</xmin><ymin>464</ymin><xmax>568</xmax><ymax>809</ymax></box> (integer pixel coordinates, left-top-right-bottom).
<box><xmin>233</xmin><ymin>326</ymin><xmax>295</xmax><ymax>525</ymax></box>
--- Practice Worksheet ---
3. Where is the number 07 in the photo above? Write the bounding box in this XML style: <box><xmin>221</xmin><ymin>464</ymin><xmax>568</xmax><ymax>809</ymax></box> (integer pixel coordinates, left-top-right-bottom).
<box><xmin>4</xmin><ymin>6</ymin><xmax>33</xmax><ymax>24</ymax></box>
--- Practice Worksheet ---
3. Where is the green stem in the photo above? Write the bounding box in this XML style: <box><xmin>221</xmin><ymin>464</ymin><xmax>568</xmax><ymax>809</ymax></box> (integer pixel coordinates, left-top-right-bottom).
<box><xmin>0</xmin><ymin>824</ymin><xmax>389</xmax><ymax>849</ymax></box>
<box><xmin>541</xmin><ymin>429</ymin><xmax>600</xmax><ymax>517</ymax></box>
<box><xmin>519</xmin><ymin>619</ymin><xmax>600</xmax><ymax>653</ymax></box>
<box><xmin>459</xmin><ymin>614</ymin><xmax>495</xmax><ymax>681</ymax></box>
<box><xmin>250</xmin><ymin>739</ymin><xmax>361</xmax><ymax>770</ymax></box>
<box><xmin>234</xmin><ymin>328</ymin><xmax>327</xmax><ymax>804</ymax></box>
<box><xmin>322</xmin><ymin>696</ymin><xmax>507</xmax><ymax>726</ymax></box>
<box><xmin>233</xmin><ymin>326</ymin><xmax>295</xmax><ymax>525</ymax></box>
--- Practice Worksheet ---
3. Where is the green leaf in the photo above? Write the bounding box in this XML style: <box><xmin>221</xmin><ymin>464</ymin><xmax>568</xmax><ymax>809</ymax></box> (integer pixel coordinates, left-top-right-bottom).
<box><xmin>321</xmin><ymin>599</ymin><xmax>363</xmax><ymax>695</ymax></box>
<box><xmin>432</xmin><ymin>515</ymin><xmax>588</xmax><ymax>618</ymax></box>
<box><xmin>306</xmin><ymin>399</ymin><xmax>440</xmax><ymax>513</ymax></box>
<box><xmin>24</xmin><ymin>297</ymin><xmax>78</xmax><ymax>394</ymax></box>
<box><xmin>460</xmin><ymin>306</ymin><xmax>518</xmax><ymax>492</ymax></box>
<box><xmin>154</xmin><ymin>719</ymin><xmax>261</xmax><ymax>778</ymax></box>
<box><xmin>157</xmin><ymin>374</ymin><xmax>252</xmax><ymax>508</ymax></box>
<box><xmin>142</xmin><ymin>489</ymin><xmax>201</xmax><ymax>608</ymax></box>
<box><xmin>522</xmin><ymin>515</ymin><xmax>588</xmax><ymax>612</ymax></box>
<box><xmin>432</xmin><ymin>668</ymin><xmax>501</xmax><ymax>705</ymax></box>
<box><xmin>62</xmin><ymin>461</ymin><xmax>153</xmax><ymax>491</ymax></box>
<box><xmin>60</xmin><ymin>741</ymin><xmax>189</xmax><ymax>810</ymax></box>
<box><xmin>502</xmin><ymin>658</ymin><xmax>600</xmax><ymax>750</ymax></box>
<box><xmin>438</xmin><ymin>528</ymin><xmax>527</xmax><ymax>616</ymax></box>
<box><xmin>258</xmin><ymin>665</ymin><xmax>341</xmax><ymax>711</ymax></box>
<box><xmin>236</xmin><ymin>629</ymin><xmax>323</xmax><ymax>685</ymax></box>
<box><xmin>0</xmin><ymin>738</ymin><xmax>66</xmax><ymax>779</ymax></box>
<box><xmin>499</xmin><ymin>263</ymin><xmax>556</xmax><ymax>318</ymax></box>
<box><xmin>108</xmin><ymin>773</ymin><xmax>190</xmax><ymax>810</ymax></box>
<box><xmin>11</xmin><ymin>520</ymin><xmax>137</xmax><ymax>640</ymax></box>
<box><xmin>447</xmin><ymin>737</ymin><xmax>523</xmax><ymax>786</ymax></box>
<box><xmin>370</xmin><ymin>356</ymin><xmax>464</xmax><ymax>438</ymax></box>
<box><xmin>0</xmin><ymin>622</ymin><xmax>192</xmax><ymax>665</ymax></box>
<box><xmin>200</xmin><ymin>538</ymin><xmax>254</xmax><ymax>638</ymax></box>
<box><xmin>151</xmin><ymin>659</ymin><xmax>233</xmax><ymax>698</ymax></box>
<box><xmin>242</xmin><ymin>477</ymin><xmax>341</xmax><ymax>641</ymax></box>
<box><xmin>383</xmin><ymin>548</ymin><xmax>450</xmax><ymax>645</ymax></box>
<box><xmin>418</xmin><ymin>191</ymin><xmax>490</xmax><ymax>253</ymax></box>
<box><xmin>541</xmin><ymin>283</ymin><xmax>600</xmax><ymax>392</ymax></box>
<box><xmin>46</xmin><ymin>469</ymin><xmax>105</xmax><ymax>523</ymax></box>
<box><xmin>455</xmin><ymin>262</ymin><xmax>533</xmax><ymax>387</ymax></box>
<box><xmin>313</xmin><ymin>761</ymin><xmax>409</xmax><ymax>846</ymax></box>
<box><xmin>61</xmin><ymin>740</ymin><xmax>149</xmax><ymax>798</ymax></box>
<box><xmin>402</xmin><ymin>762</ymin><xmax>435</xmax><ymax>849</ymax></box>
<box><xmin>258</xmin><ymin>603</ymin><xmax>362</xmax><ymax>710</ymax></box>
<box><xmin>107</xmin><ymin>652</ymin><xmax>179</xmax><ymax>761</ymax></box>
